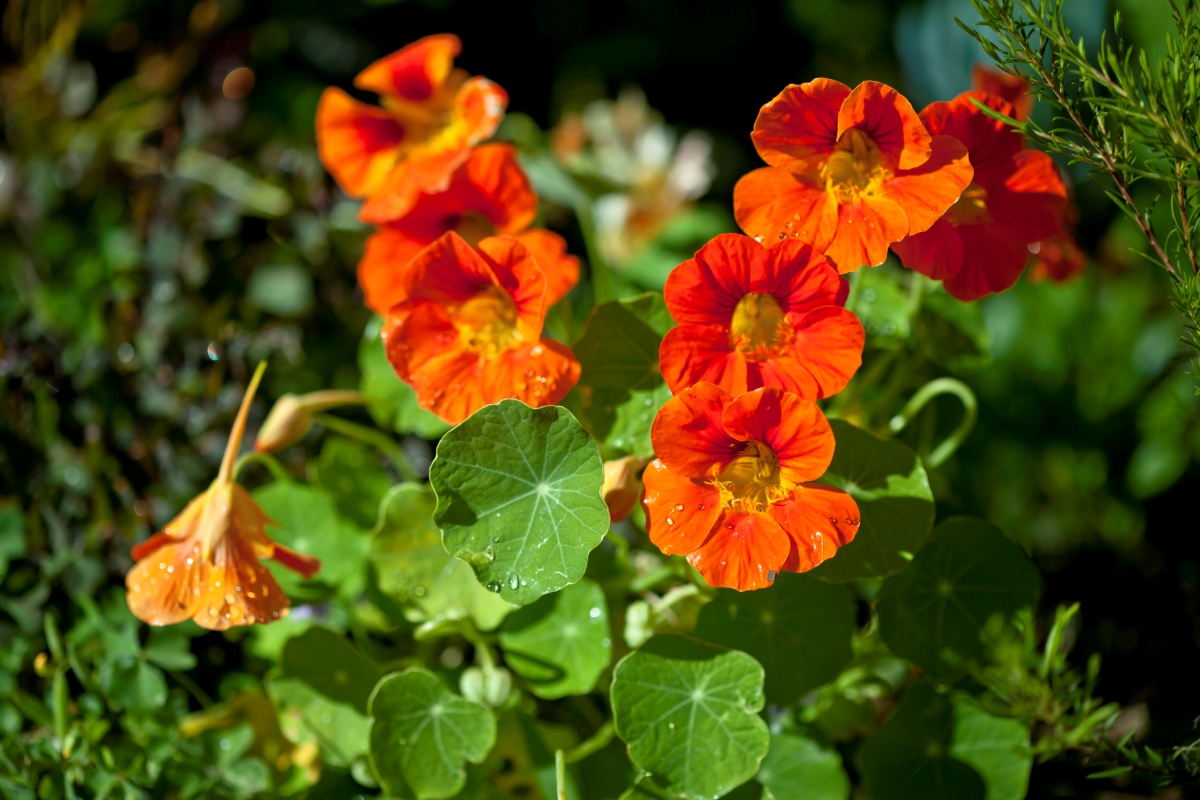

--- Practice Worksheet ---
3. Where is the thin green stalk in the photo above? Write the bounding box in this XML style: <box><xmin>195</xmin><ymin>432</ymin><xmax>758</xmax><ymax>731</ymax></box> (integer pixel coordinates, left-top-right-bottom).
<box><xmin>555</xmin><ymin>750</ymin><xmax>568</xmax><ymax>800</ymax></box>
<box><xmin>168</xmin><ymin>669</ymin><xmax>213</xmax><ymax>709</ymax></box>
<box><xmin>313</xmin><ymin>413</ymin><xmax>418</xmax><ymax>481</ymax></box>
<box><xmin>886</xmin><ymin>377</ymin><xmax>979</xmax><ymax>468</ymax></box>
<box><xmin>564</xmin><ymin>721</ymin><xmax>614</xmax><ymax>764</ymax></box>
<box><xmin>233</xmin><ymin>451</ymin><xmax>292</xmax><ymax>484</ymax></box>
<box><xmin>575</xmin><ymin>199</ymin><xmax>616</xmax><ymax>304</ymax></box>
<box><xmin>844</xmin><ymin>267</ymin><xmax>864</xmax><ymax>311</ymax></box>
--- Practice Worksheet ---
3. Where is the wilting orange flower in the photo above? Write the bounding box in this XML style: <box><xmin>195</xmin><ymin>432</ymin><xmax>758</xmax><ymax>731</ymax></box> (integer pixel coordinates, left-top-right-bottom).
<box><xmin>641</xmin><ymin>383</ymin><xmax>859</xmax><ymax>591</ymax></box>
<box><xmin>315</xmin><ymin>34</ymin><xmax>507</xmax><ymax>224</ymax></box>
<box><xmin>971</xmin><ymin>64</ymin><xmax>1035</xmax><ymax>123</ymax></box>
<box><xmin>358</xmin><ymin>144</ymin><xmax>578</xmax><ymax>315</ymax></box>
<box><xmin>891</xmin><ymin>91</ymin><xmax>1067</xmax><ymax>300</ymax></box>
<box><xmin>734</xmin><ymin>79</ymin><xmax>973</xmax><ymax>273</ymax></box>
<box><xmin>382</xmin><ymin>232</ymin><xmax>580</xmax><ymax>424</ymax></box>
<box><xmin>659</xmin><ymin>233</ymin><xmax>863</xmax><ymax>399</ymax></box>
<box><xmin>126</xmin><ymin>364</ymin><xmax>320</xmax><ymax>629</ymax></box>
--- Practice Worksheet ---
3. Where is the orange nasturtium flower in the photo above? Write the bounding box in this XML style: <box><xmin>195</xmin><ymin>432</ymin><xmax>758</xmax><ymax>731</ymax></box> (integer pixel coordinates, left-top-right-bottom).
<box><xmin>971</xmin><ymin>64</ymin><xmax>1035</xmax><ymax>123</ymax></box>
<box><xmin>358</xmin><ymin>143</ymin><xmax>578</xmax><ymax>315</ymax></box>
<box><xmin>382</xmin><ymin>232</ymin><xmax>581</xmax><ymax>424</ymax></box>
<box><xmin>641</xmin><ymin>383</ymin><xmax>860</xmax><ymax>591</ymax></box>
<box><xmin>734</xmin><ymin>79</ymin><xmax>973</xmax><ymax>273</ymax></box>
<box><xmin>891</xmin><ymin>92</ymin><xmax>1067</xmax><ymax>300</ymax></box>
<box><xmin>126</xmin><ymin>363</ymin><xmax>320</xmax><ymax>629</ymax></box>
<box><xmin>658</xmin><ymin>233</ymin><xmax>864</xmax><ymax>398</ymax></box>
<box><xmin>315</xmin><ymin>34</ymin><xmax>508</xmax><ymax>224</ymax></box>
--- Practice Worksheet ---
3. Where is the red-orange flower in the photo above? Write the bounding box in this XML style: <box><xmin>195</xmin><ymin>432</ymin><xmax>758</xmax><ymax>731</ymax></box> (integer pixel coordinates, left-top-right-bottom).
<box><xmin>971</xmin><ymin>64</ymin><xmax>1034</xmax><ymax>123</ymax></box>
<box><xmin>891</xmin><ymin>91</ymin><xmax>1067</xmax><ymax>300</ymax></box>
<box><xmin>315</xmin><ymin>34</ymin><xmax>507</xmax><ymax>224</ymax></box>
<box><xmin>641</xmin><ymin>383</ymin><xmax>859</xmax><ymax>591</ymax></box>
<box><xmin>382</xmin><ymin>232</ymin><xmax>580</xmax><ymax>424</ymax></box>
<box><xmin>126</xmin><ymin>363</ymin><xmax>320</xmax><ymax>630</ymax></box>
<box><xmin>358</xmin><ymin>144</ymin><xmax>578</xmax><ymax>315</ymax></box>
<box><xmin>658</xmin><ymin>234</ymin><xmax>863</xmax><ymax>399</ymax></box>
<box><xmin>734</xmin><ymin>79</ymin><xmax>973</xmax><ymax>273</ymax></box>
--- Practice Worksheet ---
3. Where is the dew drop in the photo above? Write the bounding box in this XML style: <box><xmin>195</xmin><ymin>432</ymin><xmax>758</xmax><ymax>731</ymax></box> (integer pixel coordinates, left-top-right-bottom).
<box><xmin>697</xmin><ymin>504</ymin><xmax>706</xmax><ymax>510</ymax></box>
<box><xmin>509</xmin><ymin>576</ymin><xmax>520</xmax><ymax>590</ymax></box>
<box><xmin>665</xmin><ymin>517</ymin><xmax>675</xmax><ymax>526</ymax></box>
<box><xmin>673</xmin><ymin>503</ymin><xmax>685</xmax><ymax>512</ymax></box>
<box><xmin>486</xmin><ymin>581</ymin><xmax>501</xmax><ymax>593</ymax></box>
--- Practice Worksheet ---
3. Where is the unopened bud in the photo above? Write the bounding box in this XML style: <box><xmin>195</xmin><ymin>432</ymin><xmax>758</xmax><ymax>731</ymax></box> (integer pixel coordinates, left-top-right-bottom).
<box><xmin>254</xmin><ymin>390</ymin><xmax>366</xmax><ymax>452</ymax></box>
<box><xmin>602</xmin><ymin>455</ymin><xmax>647</xmax><ymax>522</ymax></box>
<box><xmin>459</xmin><ymin>665</ymin><xmax>512</xmax><ymax>708</ymax></box>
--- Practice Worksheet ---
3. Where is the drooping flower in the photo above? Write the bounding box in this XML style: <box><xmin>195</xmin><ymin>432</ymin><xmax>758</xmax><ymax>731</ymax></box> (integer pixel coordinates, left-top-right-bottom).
<box><xmin>641</xmin><ymin>383</ymin><xmax>859</xmax><ymax>591</ymax></box>
<box><xmin>315</xmin><ymin>34</ymin><xmax>507</xmax><ymax>224</ymax></box>
<box><xmin>658</xmin><ymin>233</ymin><xmax>863</xmax><ymax>398</ymax></box>
<box><xmin>891</xmin><ymin>91</ymin><xmax>1067</xmax><ymax>300</ymax></box>
<box><xmin>126</xmin><ymin>363</ymin><xmax>320</xmax><ymax>629</ymax></box>
<box><xmin>602</xmin><ymin>455</ymin><xmax>648</xmax><ymax>523</ymax></box>
<box><xmin>382</xmin><ymin>232</ymin><xmax>580</xmax><ymax>424</ymax></box>
<box><xmin>357</xmin><ymin>144</ymin><xmax>578</xmax><ymax>315</ymax></box>
<box><xmin>734</xmin><ymin>79</ymin><xmax>973</xmax><ymax>273</ymax></box>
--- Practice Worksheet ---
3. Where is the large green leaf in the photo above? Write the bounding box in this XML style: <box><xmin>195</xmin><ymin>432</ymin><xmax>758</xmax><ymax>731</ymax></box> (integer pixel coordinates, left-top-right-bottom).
<box><xmin>368</xmin><ymin>668</ymin><xmax>496</xmax><ymax>800</ymax></box>
<box><xmin>269</xmin><ymin>676</ymin><xmax>371</xmax><ymax>768</ymax></box>
<box><xmin>756</xmin><ymin>734</ymin><xmax>849</xmax><ymax>800</ymax></box>
<box><xmin>810</xmin><ymin>421</ymin><xmax>935</xmax><ymax>582</ymax></box>
<box><xmin>254</xmin><ymin>482</ymin><xmax>369</xmax><ymax>596</ymax></box>
<box><xmin>571</xmin><ymin>293</ymin><xmax>674</xmax><ymax>456</ymax></box>
<box><xmin>281</xmin><ymin>627</ymin><xmax>380</xmax><ymax>714</ymax></box>
<box><xmin>878</xmin><ymin>518</ymin><xmax>1041</xmax><ymax>680</ymax></box>
<box><xmin>370</xmin><ymin>483</ymin><xmax>513</xmax><ymax>630</ymax></box>
<box><xmin>610</xmin><ymin>635</ymin><xmax>770</xmax><ymax>800</ymax></box>
<box><xmin>950</xmin><ymin>696</ymin><xmax>1032</xmax><ymax>800</ymax></box>
<box><xmin>859</xmin><ymin>682</ymin><xmax>985</xmax><ymax>800</ymax></box>
<box><xmin>499</xmin><ymin>578</ymin><xmax>611</xmax><ymax>699</ymax></box>
<box><xmin>430</xmin><ymin>400</ymin><xmax>609</xmax><ymax>606</ymax></box>
<box><xmin>692</xmin><ymin>572</ymin><xmax>854</xmax><ymax>704</ymax></box>
<box><xmin>359</xmin><ymin>317</ymin><xmax>449</xmax><ymax>440</ymax></box>
<box><xmin>310</xmin><ymin>437</ymin><xmax>394</xmax><ymax>529</ymax></box>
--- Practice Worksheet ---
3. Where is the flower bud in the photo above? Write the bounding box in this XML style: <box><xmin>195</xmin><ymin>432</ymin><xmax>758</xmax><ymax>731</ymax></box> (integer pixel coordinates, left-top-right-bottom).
<box><xmin>254</xmin><ymin>390</ymin><xmax>366</xmax><ymax>452</ymax></box>
<box><xmin>602</xmin><ymin>455</ymin><xmax>646</xmax><ymax>522</ymax></box>
<box><xmin>459</xmin><ymin>665</ymin><xmax>513</xmax><ymax>708</ymax></box>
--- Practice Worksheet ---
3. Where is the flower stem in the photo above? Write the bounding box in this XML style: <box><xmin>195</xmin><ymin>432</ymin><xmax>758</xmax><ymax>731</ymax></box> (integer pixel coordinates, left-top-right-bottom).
<box><xmin>312</xmin><ymin>413</ymin><xmax>418</xmax><ymax>481</ymax></box>
<box><xmin>563</xmin><ymin>721</ymin><xmax>614</xmax><ymax>764</ymax></box>
<box><xmin>555</xmin><ymin>749</ymin><xmax>568</xmax><ymax>800</ymax></box>
<box><xmin>218</xmin><ymin>360</ymin><xmax>267</xmax><ymax>484</ymax></box>
<box><xmin>233</xmin><ymin>451</ymin><xmax>292</xmax><ymax>484</ymax></box>
<box><xmin>886</xmin><ymin>377</ymin><xmax>979</xmax><ymax>468</ymax></box>
<box><xmin>575</xmin><ymin>199</ymin><xmax>616</xmax><ymax>304</ymax></box>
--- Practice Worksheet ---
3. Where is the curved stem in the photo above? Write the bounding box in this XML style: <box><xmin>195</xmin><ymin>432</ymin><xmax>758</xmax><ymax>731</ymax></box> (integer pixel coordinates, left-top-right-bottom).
<box><xmin>313</xmin><ymin>413</ymin><xmax>418</xmax><ymax>481</ymax></box>
<box><xmin>887</xmin><ymin>377</ymin><xmax>979</xmax><ymax>468</ymax></box>
<box><xmin>218</xmin><ymin>361</ymin><xmax>267</xmax><ymax>484</ymax></box>
<box><xmin>233</xmin><ymin>451</ymin><xmax>291</xmax><ymax>484</ymax></box>
<box><xmin>564</xmin><ymin>721</ymin><xmax>615</xmax><ymax>764</ymax></box>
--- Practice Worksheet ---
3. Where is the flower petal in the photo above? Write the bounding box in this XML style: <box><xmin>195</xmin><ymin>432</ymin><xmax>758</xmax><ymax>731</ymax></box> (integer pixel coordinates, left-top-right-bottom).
<box><xmin>941</xmin><ymin>221</ymin><xmax>1032</xmax><ymax>301</ymax></box>
<box><xmin>515</xmin><ymin>229</ymin><xmax>579</xmax><ymax>307</ymax></box>
<box><xmin>775</xmin><ymin>306</ymin><xmax>864</xmax><ymax>399</ymax></box>
<box><xmin>751</xmin><ymin>78</ymin><xmax>849</xmax><ymax>173</ymax></box>
<box><xmin>822</xmin><ymin>196</ymin><xmax>908</xmax><ymax>273</ymax></box>
<box><xmin>891</xmin><ymin>218</ymin><xmax>965</xmax><ymax>281</ymax></box>
<box><xmin>971</xmin><ymin>64</ymin><xmax>1033</xmax><ymax>122</ymax></box>
<box><xmin>663</xmin><ymin>233</ymin><xmax>764</xmax><ymax>326</ymax></box>
<box><xmin>720</xmin><ymin>387</ymin><xmax>834</xmax><ymax>484</ymax></box>
<box><xmin>838</xmin><ymin>81</ymin><xmax>931</xmax><ymax>170</ymax></box>
<box><xmin>989</xmin><ymin>149</ymin><xmax>1066</xmax><ymax>242</ymax></box>
<box><xmin>315</xmin><ymin>88</ymin><xmax>405</xmax><ymax>198</ymax></box>
<box><xmin>354</xmin><ymin>34</ymin><xmax>461</xmax><ymax>101</ymax></box>
<box><xmin>386</xmin><ymin>301</ymin><xmax>486</xmax><ymax>424</ymax></box>
<box><xmin>455</xmin><ymin>143</ymin><xmax>538</xmax><ymax>234</ymax></box>
<box><xmin>733</xmin><ymin>167</ymin><xmax>838</xmax><ymax>250</ymax></box>
<box><xmin>359</xmin><ymin>227</ymin><xmax>428</xmax><ymax>315</ymax></box>
<box><xmin>659</xmin><ymin>324</ymin><xmax>746</xmax><ymax>396</ymax></box>
<box><xmin>768</xmin><ymin>482</ymin><xmax>860</xmax><ymax>573</ymax></box>
<box><xmin>884</xmin><ymin>134</ymin><xmax>973</xmax><ymax>235</ymax></box>
<box><xmin>650</xmin><ymin>382</ymin><xmax>741</xmax><ymax>477</ymax></box>
<box><xmin>920</xmin><ymin>92</ymin><xmax>1022</xmax><ymax>179</ymax></box>
<box><xmin>641</xmin><ymin>460</ymin><xmax>723</xmax><ymax>556</ymax></box>
<box><xmin>271</xmin><ymin>544</ymin><xmax>322</xmax><ymax>579</ymax></box>
<box><xmin>482</xmin><ymin>338</ymin><xmax>581</xmax><ymax>410</ymax></box>
<box><xmin>1029</xmin><ymin>230</ymin><xmax>1086</xmax><ymax>283</ymax></box>
<box><xmin>477</xmin><ymin>235</ymin><xmax>546</xmax><ymax>335</ymax></box>
<box><xmin>402</xmin><ymin>232</ymin><xmax>500</xmax><ymax>306</ymax></box>
<box><xmin>758</xmin><ymin>239</ymin><xmax>845</xmax><ymax>313</ymax></box>
<box><xmin>687</xmin><ymin>511</ymin><xmax>791</xmax><ymax>591</ymax></box>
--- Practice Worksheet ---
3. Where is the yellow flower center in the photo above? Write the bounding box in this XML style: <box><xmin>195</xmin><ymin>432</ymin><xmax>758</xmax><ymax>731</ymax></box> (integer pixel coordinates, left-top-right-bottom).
<box><xmin>713</xmin><ymin>440</ymin><xmax>794</xmax><ymax>513</ymax></box>
<box><xmin>453</xmin><ymin>285</ymin><xmax>524</xmax><ymax>358</ymax></box>
<box><xmin>946</xmin><ymin>183</ymin><xmax>990</xmax><ymax>226</ymax></box>
<box><xmin>821</xmin><ymin>128</ymin><xmax>892</xmax><ymax>204</ymax></box>
<box><xmin>730</xmin><ymin>292</ymin><xmax>792</xmax><ymax>363</ymax></box>
<box><xmin>453</xmin><ymin>211</ymin><xmax>497</xmax><ymax>246</ymax></box>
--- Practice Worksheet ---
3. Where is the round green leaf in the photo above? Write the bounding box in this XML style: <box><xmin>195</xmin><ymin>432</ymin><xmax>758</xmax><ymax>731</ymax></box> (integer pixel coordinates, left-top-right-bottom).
<box><xmin>692</xmin><ymin>571</ymin><xmax>854</xmax><ymax>704</ymax></box>
<box><xmin>859</xmin><ymin>682</ymin><xmax>985</xmax><ymax>800</ymax></box>
<box><xmin>429</xmin><ymin>400</ymin><xmax>609</xmax><ymax>605</ymax></box>
<box><xmin>950</xmin><ymin>696</ymin><xmax>1032</xmax><ymax>800</ymax></box>
<box><xmin>368</xmin><ymin>668</ymin><xmax>496</xmax><ymax>800</ymax></box>
<box><xmin>611</xmin><ymin>635</ymin><xmax>770</xmax><ymax>800</ymax></box>
<box><xmin>878</xmin><ymin>517</ymin><xmax>1041</xmax><ymax>680</ymax></box>
<box><xmin>756</xmin><ymin>734</ymin><xmax>850</xmax><ymax>800</ymax></box>
<box><xmin>281</xmin><ymin>627</ymin><xmax>380</xmax><ymax>714</ymax></box>
<box><xmin>270</xmin><ymin>676</ymin><xmax>370</xmax><ymax>768</ymax></box>
<box><xmin>499</xmin><ymin>578</ymin><xmax>612</xmax><ymax>699</ymax></box>
<box><xmin>254</xmin><ymin>482</ymin><xmax>369</xmax><ymax>594</ymax></box>
<box><xmin>370</xmin><ymin>483</ymin><xmax>513</xmax><ymax>631</ymax></box>
<box><xmin>810</xmin><ymin>421</ymin><xmax>935</xmax><ymax>582</ymax></box>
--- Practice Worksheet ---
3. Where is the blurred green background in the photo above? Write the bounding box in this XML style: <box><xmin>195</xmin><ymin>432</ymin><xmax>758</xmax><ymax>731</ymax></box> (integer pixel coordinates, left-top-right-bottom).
<box><xmin>0</xmin><ymin>0</ymin><xmax>1194</xmax><ymax>797</ymax></box>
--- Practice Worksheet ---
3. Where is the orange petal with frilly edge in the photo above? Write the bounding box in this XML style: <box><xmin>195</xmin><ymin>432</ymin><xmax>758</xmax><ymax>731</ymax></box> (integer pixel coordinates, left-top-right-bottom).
<box><xmin>734</xmin><ymin>167</ymin><xmax>839</xmax><ymax>251</ymax></box>
<box><xmin>989</xmin><ymin>149</ymin><xmax>1066</xmax><ymax>242</ymax></box>
<box><xmin>838</xmin><ymin>81</ymin><xmax>931</xmax><ymax>171</ymax></box>
<box><xmin>663</xmin><ymin>233</ymin><xmax>763</xmax><ymax>326</ymax></box>
<box><xmin>769</xmin><ymin>482</ymin><xmax>860</xmax><ymax>573</ymax></box>
<box><xmin>515</xmin><ymin>229</ymin><xmax>579</xmax><ymax>307</ymax></box>
<box><xmin>401</xmin><ymin>232</ymin><xmax>501</xmax><ymax>307</ymax></box>
<box><xmin>774</xmin><ymin>306</ymin><xmax>864</xmax><ymax>399</ymax></box>
<box><xmin>641</xmin><ymin>460</ymin><xmax>723</xmax><ymax>556</ymax></box>
<box><xmin>476</xmin><ymin>236</ymin><xmax>547</xmax><ymax>336</ymax></box>
<box><xmin>822</xmin><ymin>196</ymin><xmax>908</xmax><ymax>273</ymax></box>
<box><xmin>481</xmin><ymin>338</ymin><xmax>580</xmax><ymax>411</ymax></box>
<box><xmin>354</xmin><ymin>34</ymin><xmax>460</xmax><ymax>101</ymax></box>
<box><xmin>315</xmin><ymin>88</ymin><xmax>406</xmax><ymax>198</ymax></box>
<box><xmin>940</xmin><ymin>221</ymin><xmax>1032</xmax><ymax>301</ymax></box>
<box><xmin>650</xmin><ymin>382</ymin><xmax>741</xmax><ymax>478</ymax></box>
<box><xmin>751</xmin><ymin>78</ymin><xmax>848</xmax><ymax>174</ymax></box>
<box><xmin>359</xmin><ymin>227</ymin><xmax>428</xmax><ymax>316</ymax></box>
<box><xmin>386</xmin><ymin>301</ymin><xmax>486</xmax><ymax>425</ymax></box>
<box><xmin>883</xmin><ymin>134</ymin><xmax>973</xmax><ymax>236</ymax></box>
<box><xmin>720</xmin><ymin>387</ymin><xmax>834</xmax><ymax>485</ymax></box>
<box><xmin>687</xmin><ymin>510</ymin><xmax>792</xmax><ymax>591</ymax></box>
<box><xmin>971</xmin><ymin>64</ymin><xmax>1033</xmax><ymax>122</ymax></box>
<box><xmin>892</xmin><ymin>218</ymin><xmax>965</xmax><ymax>282</ymax></box>
<box><xmin>659</xmin><ymin>324</ymin><xmax>746</xmax><ymax>396</ymax></box>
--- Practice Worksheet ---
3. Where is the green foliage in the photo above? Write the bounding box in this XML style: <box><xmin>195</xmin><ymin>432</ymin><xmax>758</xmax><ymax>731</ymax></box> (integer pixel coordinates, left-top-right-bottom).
<box><xmin>755</xmin><ymin>734</ymin><xmax>850</xmax><ymax>800</ymax></box>
<box><xmin>360</xmin><ymin>318</ymin><xmax>450</xmax><ymax>440</ymax></box>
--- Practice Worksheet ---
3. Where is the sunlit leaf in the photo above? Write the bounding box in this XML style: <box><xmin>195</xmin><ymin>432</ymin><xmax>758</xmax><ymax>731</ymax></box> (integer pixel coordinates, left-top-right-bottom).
<box><xmin>756</xmin><ymin>734</ymin><xmax>850</xmax><ymax>800</ymax></box>
<box><xmin>281</xmin><ymin>626</ymin><xmax>380</xmax><ymax>714</ymax></box>
<box><xmin>499</xmin><ymin>578</ymin><xmax>611</xmax><ymax>699</ymax></box>
<box><xmin>692</xmin><ymin>571</ymin><xmax>854</xmax><ymax>704</ymax></box>
<box><xmin>810</xmin><ymin>421</ymin><xmax>935</xmax><ymax>582</ymax></box>
<box><xmin>430</xmin><ymin>400</ymin><xmax>608</xmax><ymax>605</ymax></box>
<box><xmin>370</xmin><ymin>483</ymin><xmax>513</xmax><ymax>631</ymax></box>
<box><xmin>611</xmin><ymin>635</ymin><xmax>769</xmax><ymax>800</ymax></box>
<box><xmin>877</xmin><ymin>518</ymin><xmax>1040</xmax><ymax>679</ymax></box>
<box><xmin>368</xmin><ymin>668</ymin><xmax>497</xmax><ymax>800</ymax></box>
<box><xmin>310</xmin><ymin>436</ymin><xmax>394</xmax><ymax>528</ymax></box>
<box><xmin>270</xmin><ymin>676</ymin><xmax>370</xmax><ymax>768</ymax></box>
<box><xmin>359</xmin><ymin>317</ymin><xmax>450</xmax><ymax>440</ymax></box>
<box><xmin>950</xmin><ymin>696</ymin><xmax>1032</xmax><ymax>800</ymax></box>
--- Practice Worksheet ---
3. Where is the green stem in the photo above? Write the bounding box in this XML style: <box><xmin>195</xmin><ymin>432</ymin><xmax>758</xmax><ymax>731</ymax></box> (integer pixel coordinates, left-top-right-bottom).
<box><xmin>629</xmin><ymin>775</ymin><xmax>675</xmax><ymax>800</ymax></box>
<box><xmin>906</xmin><ymin>271</ymin><xmax>926</xmax><ymax>319</ymax></box>
<box><xmin>564</xmin><ymin>721</ymin><xmax>614</xmax><ymax>764</ymax></box>
<box><xmin>886</xmin><ymin>377</ymin><xmax>979</xmax><ymax>468</ymax></box>
<box><xmin>845</xmin><ymin>267</ymin><xmax>864</xmax><ymax>312</ymax></box>
<box><xmin>313</xmin><ymin>413</ymin><xmax>418</xmax><ymax>481</ymax></box>
<box><xmin>233</xmin><ymin>451</ymin><xmax>292</xmax><ymax>484</ymax></box>
<box><xmin>575</xmin><ymin>199</ymin><xmax>616</xmax><ymax>304</ymax></box>
<box><xmin>605</xmin><ymin>529</ymin><xmax>630</xmax><ymax>562</ymax></box>
<box><xmin>168</xmin><ymin>669</ymin><xmax>213</xmax><ymax>709</ymax></box>
<box><xmin>458</xmin><ymin>620</ymin><xmax>499</xmax><ymax>673</ymax></box>
<box><xmin>555</xmin><ymin>750</ymin><xmax>568</xmax><ymax>800</ymax></box>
